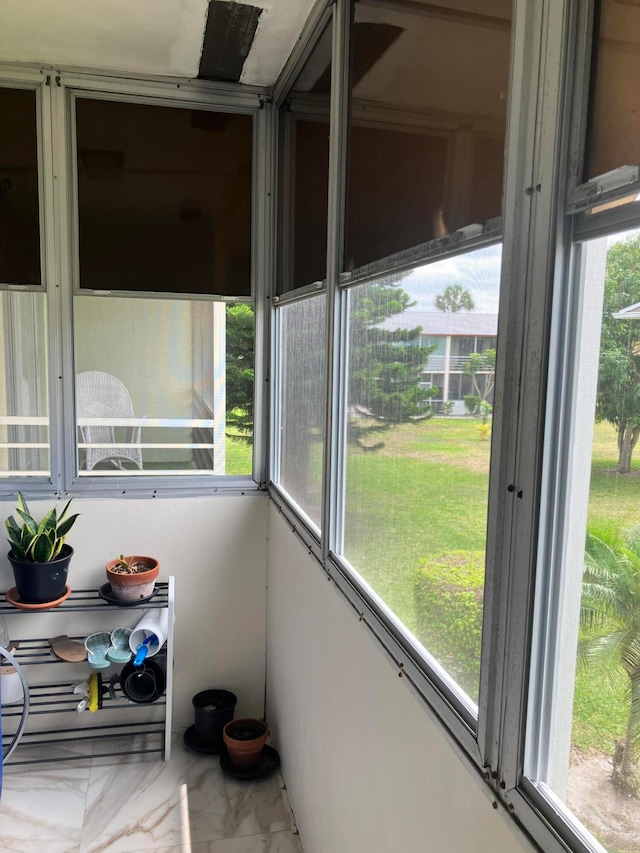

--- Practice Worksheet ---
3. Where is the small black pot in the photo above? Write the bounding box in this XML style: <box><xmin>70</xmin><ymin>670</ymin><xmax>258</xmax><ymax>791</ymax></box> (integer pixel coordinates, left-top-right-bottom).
<box><xmin>120</xmin><ymin>658</ymin><xmax>166</xmax><ymax>703</ymax></box>
<box><xmin>8</xmin><ymin>545</ymin><xmax>73</xmax><ymax>604</ymax></box>
<box><xmin>192</xmin><ymin>689</ymin><xmax>237</xmax><ymax>749</ymax></box>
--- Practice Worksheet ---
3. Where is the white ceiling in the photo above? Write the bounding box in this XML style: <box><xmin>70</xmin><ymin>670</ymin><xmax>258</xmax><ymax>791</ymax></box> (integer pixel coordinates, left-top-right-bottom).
<box><xmin>0</xmin><ymin>0</ymin><xmax>316</xmax><ymax>86</ymax></box>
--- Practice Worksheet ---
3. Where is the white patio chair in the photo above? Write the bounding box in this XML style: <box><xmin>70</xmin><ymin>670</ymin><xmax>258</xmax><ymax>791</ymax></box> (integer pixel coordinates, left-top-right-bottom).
<box><xmin>76</xmin><ymin>371</ymin><xmax>143</xmax><ymax>471</ymax></box>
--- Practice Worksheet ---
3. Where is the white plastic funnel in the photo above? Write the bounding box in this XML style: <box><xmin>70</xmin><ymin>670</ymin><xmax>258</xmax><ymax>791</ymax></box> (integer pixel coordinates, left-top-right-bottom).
<box><xmin>129</xmin><ymin>609</ymin><xmax>169</xmax><ymax>657</ymax></box>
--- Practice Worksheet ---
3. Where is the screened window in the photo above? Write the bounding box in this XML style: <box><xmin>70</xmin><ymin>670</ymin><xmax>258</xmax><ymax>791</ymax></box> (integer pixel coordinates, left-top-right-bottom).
<box><xmin>528</xmin><ymin>228</ymin><xmax>640</xmax><ymax>852</ymax></box>
<box><xmin>274</xmin><ymin>295</ymin><xmax>326</xmax><ymax>528</ymax></box>
<box><xmin>340</xmin><ymin>245</ymin><xmax>501</xmax><ymax>702</ymax></box>
<box><xmin>75</xmin><ymin>99</ymin><xmax>252</xmax><ymax>296</ymax></box>
<box><xmin>585</xmin><ymin>0</ymin><xmax>640</xmax><ymax>180</ymax></box>
<box><xmin>278</xmin><ymin>21</ymin><xmax>332</xmax><ymax>293</ymax></box>
<box><xmin>345</xmin><ymin>0</ymin><xmax>511</xmax><ymax>270</ymax></box>
<box><xmin>73</xmin><ymin>98</ymin><xmax>255</xmax><ymax>480</ymax></box>
<box><xmin>0</xmin><ymin>87</ymin><xmax>41</xmax><ymax>287</ymax></box>
<box><xmin>74</xmin><ymin>297</ymin><xmax>253</xmax><ymax>476</ymax></box>
<box><xmin>0</xmin><ymin>291</ymin><xmax>49</xmax><ymax>477</ymax></box>
<box><xmin>0</xmin><ymin>85</ymin><xmax>49</xmax><ymax>479</ymax></box>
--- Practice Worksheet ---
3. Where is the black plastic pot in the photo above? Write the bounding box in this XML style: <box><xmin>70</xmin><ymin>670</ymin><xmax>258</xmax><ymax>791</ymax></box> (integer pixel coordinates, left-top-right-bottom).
<box><xmin>8</xmin><ymin>545</ymin><xmax>73</xmax><ymax>604</ymax></box>
<box><xmin>120</xmin><ymin>658</ymin><xmax>166</xmax><ymax>703</ymax></box>
<box><xmin>192</xmin><ymin>689</ymin><xmax>237</xmax><ymax>749</ymax></box>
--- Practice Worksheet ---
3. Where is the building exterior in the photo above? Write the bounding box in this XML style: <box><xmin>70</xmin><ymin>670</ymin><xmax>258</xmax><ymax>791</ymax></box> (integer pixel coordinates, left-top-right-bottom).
<box><xmin>381</xmin><ymin>311</ymin><xmax>498</xmax><ymax>412</ymax></box>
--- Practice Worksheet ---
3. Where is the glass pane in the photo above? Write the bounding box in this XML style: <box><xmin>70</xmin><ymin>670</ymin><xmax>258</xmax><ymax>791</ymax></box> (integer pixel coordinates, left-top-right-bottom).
<box><xmin>341</xmin><ymin>246</ymin><xmax>501</xmax><ymax>702</ymax></box>
<box><xmin>76</xmin><ymin>100</ymin><xmax>252</xmax><ymax>296</ymax></box>
<box><xmin>532</xmin><ymin>228</ymin><xmax>640</xmax><ymax>852</ymax></box>
<box><xmin>0</xmin><ymin>291</ymin><xmax>49</xmax><ymax>476</ymax></box>
<box><xmin>276</xmin><ymin>295</ymin><xmax>326</xmax><ymax>528</ymax></box>
<box><xmin>74</xmin><ymin>296</ymin><xmax>253</xmax><ymax>475</ymax></box>
<box><xmin>0</xmin><ymin>87</ymin><xmax>41</xmax><ymax>286</ymax></box>
<box><xmin>279</xmin><ymin>21</ymin><xmax>332</xmax><ymax>293</ymax></box>
<box><xmin>586</xmin><ymin>0</ymin><xmax>640</xmax><ymax>179</ymax></box>
<box><xmin>346</xmin><ymin>0</ymin><xmax>511</xmax><ymax>270</ymax></box>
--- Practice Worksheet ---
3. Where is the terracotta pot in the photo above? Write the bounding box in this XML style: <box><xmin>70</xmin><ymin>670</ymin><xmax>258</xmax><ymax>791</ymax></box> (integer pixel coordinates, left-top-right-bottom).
<box><xmin>106</xmin><ymin>556</ymin><xmax>159</xmax><ymax>601</ymax></box>
<box><xmin>223</xmin><ymin>718</ymin><xmax>268</xmax><ymax>767</ymax></box>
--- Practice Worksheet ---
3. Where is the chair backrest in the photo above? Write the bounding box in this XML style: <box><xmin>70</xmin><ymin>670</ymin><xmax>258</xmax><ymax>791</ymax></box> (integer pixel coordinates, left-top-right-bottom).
<box><xmin>76</xmin><ymin>371</ymin><xmax>143</xmax><ymax>470</ymax></box>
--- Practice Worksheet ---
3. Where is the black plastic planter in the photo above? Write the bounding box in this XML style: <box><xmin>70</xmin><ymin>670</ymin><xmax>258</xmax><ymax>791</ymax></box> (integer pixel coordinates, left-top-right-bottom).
<box><xmin>8</xmin><ymin>545</ymin><xmax>73</xmax><ymax>604</ymax></box>
<box><xmin>192</xmin><ymin>689</ymin><xmax>237</xmax><ymax>750</ymax></box>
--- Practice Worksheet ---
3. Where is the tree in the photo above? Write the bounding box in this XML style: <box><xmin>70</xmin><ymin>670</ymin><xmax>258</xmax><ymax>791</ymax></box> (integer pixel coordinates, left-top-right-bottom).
<box><xmin>581</xmin><ymin>524</ymin><xmax>640</xmax><ymax>796</ymax></box>
<box><xmin>348</xmin><ymin>278</ymin><xmax>436</xmax><ymax>449</ymax></box>
<box><xmin>597</xmin><ymin>235</ymin><xmax>640</xmax><ymax>473</ymax></box>
<box><xmin>462</xmin><ymin>349</ymin><xmax>496</xmax><ymax>403</ymax></box>
<box><xmin>434</xmin><ymin>284</ymin><xmax>474</xmax><ymax>313</ymax></box>
<box><xmin>226</xmin><ymin>303</ymin><xmax>255</xmax><ymax>443</ymax></box>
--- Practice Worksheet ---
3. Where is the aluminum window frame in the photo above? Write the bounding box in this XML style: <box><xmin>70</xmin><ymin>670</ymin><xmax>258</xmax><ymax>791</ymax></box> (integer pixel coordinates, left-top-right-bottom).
<box><xmin>0</xmin><ymin>65</ymin><xmax>269</xmax><ymax>498</ymax></box>
<box><xmin>0</xmin><ymin>70</ymin><xmax>62</xmax><ymax>495</ymax></box>
<box><xmin>268</xmin><ymin>0</ymin><xmax>625</xmax><ymax>851</ymax></box>
<box><xmin>274</xmin><ymin>5</ymin><xmax>334</xmax><ymax>300</ymax></box>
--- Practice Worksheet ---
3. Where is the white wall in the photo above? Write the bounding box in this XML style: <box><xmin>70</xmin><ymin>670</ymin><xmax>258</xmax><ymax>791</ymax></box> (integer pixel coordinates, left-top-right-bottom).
<box><xmin>266</xmin><ymin>504</ymin><xmax>535</xmax><ymax>853</ymax></box>
<box><xmin>0</xmin><ymin>493</ymin><xmax>268</xmax><ymax>726</ymax></box>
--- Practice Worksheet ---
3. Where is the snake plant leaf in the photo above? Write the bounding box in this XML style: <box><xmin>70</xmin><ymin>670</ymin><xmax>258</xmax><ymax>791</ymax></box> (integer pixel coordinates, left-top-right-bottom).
<box><xmin>5</xmin><ymin>494</ymin><xmax>78</xmax><ymax>564</ymax></box>
<box><xmin>57</xmin><ymin>514</ymin><xmax>80</xmax><ymax>538</ymax></box>
<box><xmin>37</xmin><ymin>507</ymin><xmax>58</xmax><ymax>535</ymax></box>
<box><xmin>57</xmin><ymin>499</ymin><xmax>73</xmax><ymax>524</ymax></box>
<box><xmin>5</xmin><ymin>518</ymin><xmax>27</xmax><ymax>560</ymax></box>
<box><xmin>16</xmin><ymin>508</ymin><xmax>37</xmax><ymax>537</ymax></box>
<box><xmin>5</xmin><ymin>515</ymin><xmax>21</xmax><ymax>536</ymax></box>
<box><xmin>30</xmin><ymin>532</ymin><xmax>55</xmax><ymax>563</ymax></box>
<box><xmin>6</xmin><ymin>527</ymin><xmax>23</xmax><ymax>550</ymax></box>
<box><xmin>16</xmin><ymin>492</ymin><xmax>30</xmax><ymax>516</ymax></box>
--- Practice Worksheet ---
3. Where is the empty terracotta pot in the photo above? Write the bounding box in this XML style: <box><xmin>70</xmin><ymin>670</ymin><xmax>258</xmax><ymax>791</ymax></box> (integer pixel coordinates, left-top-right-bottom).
<box><xmin>222</xmin><ymin>718</ymin><xmax>268</xmax><ymax>767</ymax></box>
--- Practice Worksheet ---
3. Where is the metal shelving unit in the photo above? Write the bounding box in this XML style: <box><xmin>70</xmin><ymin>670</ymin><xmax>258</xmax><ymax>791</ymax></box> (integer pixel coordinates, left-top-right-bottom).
<box><xmin>0</xmin><ymin>577</ymin><xmax>174</xmax><ymax>767</ymax></box>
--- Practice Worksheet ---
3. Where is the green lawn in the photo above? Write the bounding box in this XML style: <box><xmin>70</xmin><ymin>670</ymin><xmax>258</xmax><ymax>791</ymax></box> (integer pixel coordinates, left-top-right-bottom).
<box><xmin>345</xmin><ymin>451</ymin><xmax>488</xmax><ymax>635</ymax></box>
<box><xmin>225</xmin><ymin>435</ymin><xmax>253</xmax><ymax>475</ymax></box>
<box><xmin>343</xmin><ymin>417</ymin><xmax>638</xmax><ymax>749</ymax></box>
<box><xmin>589</xmin><ymin>420</ymin><xmax>640</xmax><ymax>528</ymax></box>
<box><xmin>344</xmin><ymin>417</ymin><xmax>489</xmax><ymax>645</ymax></box>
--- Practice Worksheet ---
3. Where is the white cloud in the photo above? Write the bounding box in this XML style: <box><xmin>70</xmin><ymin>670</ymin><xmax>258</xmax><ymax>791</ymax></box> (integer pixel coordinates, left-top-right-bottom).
<box><xmin>401</xmin><ymin>243</ymin><xmax>502</xmax><ymax>314</ymax></box>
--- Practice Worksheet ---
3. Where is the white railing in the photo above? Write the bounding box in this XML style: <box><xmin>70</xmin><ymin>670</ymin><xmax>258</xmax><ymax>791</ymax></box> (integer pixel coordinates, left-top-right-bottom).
<box><xmin>424</xmin><ymin>355</ymin><xmax>495</xmax><ymax>371</ymax></box>
<box><xmin>0</xmin><ymin>415</ymin><xmax>225</xmax><ymax>475</ymax></box>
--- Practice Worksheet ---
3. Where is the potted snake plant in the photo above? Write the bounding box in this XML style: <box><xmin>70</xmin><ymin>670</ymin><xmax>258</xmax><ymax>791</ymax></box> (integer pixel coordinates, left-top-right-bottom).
<box><xmin>5</xmin><ymin>492</ymin><xmax>79</xmax><ymax>605</ymax></box>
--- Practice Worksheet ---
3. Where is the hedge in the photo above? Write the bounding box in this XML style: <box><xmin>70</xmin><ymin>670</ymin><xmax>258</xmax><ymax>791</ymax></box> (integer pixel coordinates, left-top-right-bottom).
<box><xmin>414</xmin><ymin>550</ymin><xmax>485</xmax><ymax>700</ymax></box>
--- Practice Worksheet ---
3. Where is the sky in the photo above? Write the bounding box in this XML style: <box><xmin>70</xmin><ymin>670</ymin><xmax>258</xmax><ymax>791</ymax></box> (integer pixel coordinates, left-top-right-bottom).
<box><xmin>400</xmin><ymin>243</ymin><xmax>502</xmax><ymax>315</ymax></box>
<box><xmin>391</xmin><ymin>223</ymin><xmax>639</xmax><ymax>320</ymax></box>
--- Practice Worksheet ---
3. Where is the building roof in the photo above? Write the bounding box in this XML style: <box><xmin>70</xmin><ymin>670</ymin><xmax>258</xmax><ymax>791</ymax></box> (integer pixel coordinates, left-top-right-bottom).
<box><xmin>613</xmin><ymin>301</ymin><xmax>640</xmax><ymax>320</ymax></box>
<box><xmin>379</xmin><ymin>311</ymin><xmax>498</xmax><ymax>336</ymax></box>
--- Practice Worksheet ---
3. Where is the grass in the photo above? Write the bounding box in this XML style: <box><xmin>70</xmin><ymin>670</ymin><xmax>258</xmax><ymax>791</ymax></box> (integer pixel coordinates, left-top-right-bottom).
<box><xmin>589</xmin><ymin>420</ymin><xmax>640</xmax><ymax>528</ymax></box>
<box><xmin>225</xmin><ymin>435</ymin><xmax>252</xmax><ymax>475</ymax></box>
<box><xmin>572</xmin><ymin>665</ymin><xmax>628</xmax><ymax>753</ymax></box>
<box><xmin>345</xmin><ymin>451</ymin><xmax>488</xmax><ymax>635</ymax></box>
<box><xmin>344</xmin><ymin>417</ymin><xmax>489</xmax><ymax>656</ymax></box>
<box><xmin>343</xmin><ymin>417</ymin><xmax>639</xmax><ymax>743</ymax></box>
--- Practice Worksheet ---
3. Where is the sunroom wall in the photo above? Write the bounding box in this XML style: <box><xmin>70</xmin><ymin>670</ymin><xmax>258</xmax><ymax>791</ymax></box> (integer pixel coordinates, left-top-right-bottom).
<box><xmin>266</xmin><ymin>504</ymin><xmax>535</xmax><ymax>853</ymax></box>
<box><xmin>0</xmin><ymin>494</ymin><xmax>269</xmax><ymax>726</ymax></box>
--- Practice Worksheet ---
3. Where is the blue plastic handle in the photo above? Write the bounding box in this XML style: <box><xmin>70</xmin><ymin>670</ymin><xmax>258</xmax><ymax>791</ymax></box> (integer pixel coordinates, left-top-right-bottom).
<box><xmin>133</xmin><ymin>634</ymin><xmax>158</xmax><ymax>667</ymax></box>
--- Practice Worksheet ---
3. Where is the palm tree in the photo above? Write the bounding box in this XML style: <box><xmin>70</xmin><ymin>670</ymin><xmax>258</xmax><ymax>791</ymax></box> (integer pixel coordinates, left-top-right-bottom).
<box><xmin>434</xmin><ymin>284</ymin><xmax>474</xmax><ymax>313</ymax></box>
<box><xmin>581</xmin><ymin>524</ymin><xmax>640</xmax><ymax>796</ymax></box>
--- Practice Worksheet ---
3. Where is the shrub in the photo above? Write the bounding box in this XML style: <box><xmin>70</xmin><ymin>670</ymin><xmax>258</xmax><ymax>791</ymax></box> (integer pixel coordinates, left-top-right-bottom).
<box><xmin>464</xmin><ymin>395</ymin><xmax>481</xmax><ymax>415</ymax></box>
<box><xmin>414</xmin><ymin>550</ymin><xmax>485</xmax><ymax>698</ymax></box>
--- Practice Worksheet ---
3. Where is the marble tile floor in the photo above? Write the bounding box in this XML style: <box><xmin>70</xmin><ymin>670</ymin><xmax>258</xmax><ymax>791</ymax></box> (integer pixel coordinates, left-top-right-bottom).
<box><xmin>0</xmin><ymin>732</ymin><xmax>303</xmax><ymax>853</ymax></box>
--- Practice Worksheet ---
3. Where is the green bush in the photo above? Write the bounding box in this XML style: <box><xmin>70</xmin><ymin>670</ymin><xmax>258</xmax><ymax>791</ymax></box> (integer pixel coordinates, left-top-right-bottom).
<box><xmin>464</xmin><ymin>395</ymin><xmax>481</xmax><ymax>415</ymax></box>
<box><xmin>414</xmin><ymin>551</ymin><xmax>485</xmax><ymax>699</ymax></box>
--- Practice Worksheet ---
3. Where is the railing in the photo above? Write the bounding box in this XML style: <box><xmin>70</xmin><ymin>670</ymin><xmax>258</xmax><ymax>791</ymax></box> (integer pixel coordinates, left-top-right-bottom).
<box><xmin>77</xmin><ymin>416</ymin><xmax>221</xmax><ymax>475</ymax></box>
<box><xmin>0</xmin><ymin>415</ymin><xmax>226</xmax><ymax>476</ymax></box>
<box><xmin>423</xmin><ymin>355</ymin><xmax>495</xmax><ymax>371</ymax></box>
